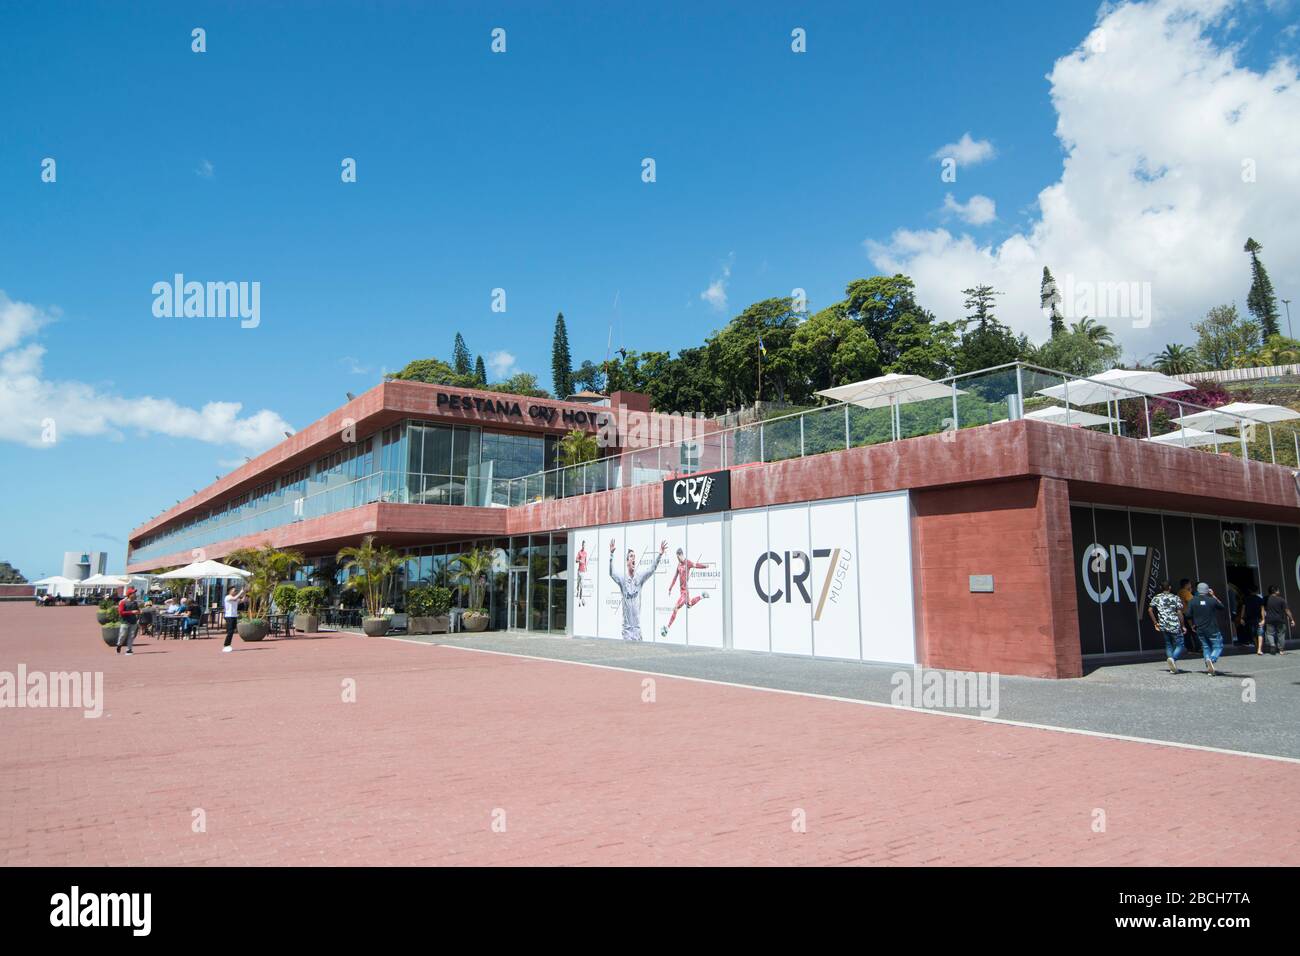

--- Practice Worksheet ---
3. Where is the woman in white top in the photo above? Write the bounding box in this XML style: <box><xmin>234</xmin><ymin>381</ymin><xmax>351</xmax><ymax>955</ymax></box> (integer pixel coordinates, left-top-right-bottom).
<box><xmin>222</xmin><ymin>587</ymin><xmax>246</xmax><ymax>653</ymax></box>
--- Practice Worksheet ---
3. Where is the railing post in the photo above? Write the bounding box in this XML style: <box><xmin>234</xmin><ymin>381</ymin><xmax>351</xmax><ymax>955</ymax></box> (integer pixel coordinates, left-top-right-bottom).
<box><xmin>799</xmin><ymin>415</ymin><xmax>805</xmax><ymax>458</ymax></box>
<box><xmin>844</xmin><ymin>403</ymin><xmax>850</xmax><ymax>450</ymax></box>
<box><xmin>759</xmin><ymin>423</ymin><xmax>765</xmax><ymax>463</ymax></box>
<box><xmin>1240</xmin><ymin>420</ymin><xmax>1247</xmax><ymax>461</ymax></box>
<box><xmin>1014</xmin><ymin>364</ymin><xmax>1024</xmax><ymax>421</ymax></box>
<box><xmin>951</xmin><ymin>382</ymin><xmax>959</xmax><ymax>433</ymax></box>
<box><xmin>1269</xmin><ymin>424</ymin><xmax>1276</xmax><ymax>465</ymax></box>
<box><xmin>1142</xmin><ymin>396</ymin><xmax>1151</xmax><ymax>439</ymax></box>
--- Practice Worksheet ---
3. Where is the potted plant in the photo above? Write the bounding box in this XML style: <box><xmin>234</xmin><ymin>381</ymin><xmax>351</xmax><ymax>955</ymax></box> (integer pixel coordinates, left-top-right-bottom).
<box><xmin>100</xmin><ymin>604</ymin><xmax>121</xmax><ymax>647</ymax></box>
<box><xmin>96</xmin><ymin>598</ymin><xmax>115</xmax><ymax>625</ymax></box>
<box><xmin>273</xmin><ymin>583</ymin><xmax>299</xmax><ymax>636</ymax></box>
<box><xmin>405</xmin><ymin>584</ymin><xmax>452</xmax><ymax>635</ymax></box>
<box><xmin>337</xmin><ymin>535</ymin><xmax>402</xmax><ymax>636</ymax></box>
<box><xmin>294</xmin><ymin>585</ymin><xmax>325</xmax><ymax>633</ymax></box>
<box><xmin>229</xmin><ymin>542</ymin><xmax>306</xmax><ymax>642</ymax></box>
<box><xmin>451</xmin><ymin>548</ymin><xmax>494</xmax><ymax>632</ymax></box>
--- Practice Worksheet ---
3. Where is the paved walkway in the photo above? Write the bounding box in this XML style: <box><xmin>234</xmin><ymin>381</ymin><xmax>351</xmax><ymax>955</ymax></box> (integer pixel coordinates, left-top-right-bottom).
<box><xmin>1</xmin><ymin>604</ymin><xmax>1297</xmax><ymax>865</ymax></box>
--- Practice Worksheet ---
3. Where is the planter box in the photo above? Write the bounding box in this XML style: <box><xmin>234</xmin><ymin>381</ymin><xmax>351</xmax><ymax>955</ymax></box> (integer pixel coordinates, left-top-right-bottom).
<box><xmin>462</xmin><ymin>612</ymin><xmax>489</xmax><ymax>633</ymax></box>
<box><xmin>408</xmin><ymin>615</ymin><xmax>449</xmax><ymax>635</ymax></box>
<box><xmin>293</xmin><ymin>613</ymin><xmax>320</xmax><ymax>633</ymax></box>
<box><xmin>361</xmin><ymin>617</ymin><xmax>390</xmax><ymax>637</ymax></box>
<box><xmin>237</xmin><ymin>619</ymin><xmax>270</xmax><ymax>642</ymax></box>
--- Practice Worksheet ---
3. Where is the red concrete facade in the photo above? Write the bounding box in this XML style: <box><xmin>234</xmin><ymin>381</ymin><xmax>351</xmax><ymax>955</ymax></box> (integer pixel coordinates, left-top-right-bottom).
<box><xmin>128</xmin><ymin>395</ymin><xmax>1300</xmax><ymax>679</ymax></box>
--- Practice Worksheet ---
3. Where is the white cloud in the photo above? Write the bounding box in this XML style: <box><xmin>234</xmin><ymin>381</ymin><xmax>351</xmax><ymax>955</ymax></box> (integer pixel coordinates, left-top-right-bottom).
<box><xmin>942</xmin><ymin>193</ymin><xmax>998</xmax><ymax>225</ymax></box>
<box><xmin>195</xmin><ymin>159</ymin><xmax>214</xmax><ymax>179</ymax></box>
<box><xmin>871</xmin><ymin>0</ymin><xmax>1300</xmax><ymax>354</ymax></box>
<box><xmin>932</xmin><ymin>132</ymin><xmax>996</xmax><ymax>166</ymax></box>
<box><xmin>700</xmin><ymin>255</ymin><xmax>734</xmax><ymax>311</ymax></box>
<box><xmin>0</xmin><ymin>291</ymin><xmax>293</xmax><ymax>451</ymax></box>
<box><xmin>487</xmin><ymin>350</ymin><xmax>516</xmax><ymax>379</ymax></box>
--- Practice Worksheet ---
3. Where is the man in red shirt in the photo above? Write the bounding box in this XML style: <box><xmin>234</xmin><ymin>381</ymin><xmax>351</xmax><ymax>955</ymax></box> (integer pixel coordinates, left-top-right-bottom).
<box><xmin>116</xmin><ymin>587</ymin><xmax>141</xmax><ymax>655</ymax></box>
<box><xmin>662</xmin><ymin>549</ymin><xmax>711</xmax><ymax>637</ymax></box>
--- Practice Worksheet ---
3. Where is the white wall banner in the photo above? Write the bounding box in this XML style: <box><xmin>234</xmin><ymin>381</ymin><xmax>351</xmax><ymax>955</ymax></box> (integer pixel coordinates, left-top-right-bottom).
<box><xmin>764</xmin><ymin>503</ymin><xmax>814</xmax><ymax>656</ymax></box>
<box><xmin>730</xmin><ymin>508</ymin><xmax>771</xmax><ymax>652</ymax></box>
<box><xmin>809</xmin><ymin>497</ymin><xmax>860</xmax><ymax>659</ymax></box>
<box><xmin>653</xmin><ymin>518</ymin><xmax>690</xmax><ymax>644</ymax></box>
<box><xmin>683</xmin><ymin>513</ymin><xmax>724</xmax><ymax>647</ymax></box>
<box><xmin>569</xmin><ymin>492</ymin><xmax>914</xmax><ymax>664</ymax></box>
<box><xmin>571</xmin><ymin>531</ymin><xmax>598</xmax><ymax>639</ymax></box>
<box><xmin>855</xmin><ymin>493</ymin><xmax>916</xmax><ymax>665</ymax></box>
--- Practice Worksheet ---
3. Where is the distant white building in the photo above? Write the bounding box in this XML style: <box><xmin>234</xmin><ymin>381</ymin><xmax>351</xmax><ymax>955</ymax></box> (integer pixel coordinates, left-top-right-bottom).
<box><xmin>61</xmin><ymin>551</ymin><xmax>107</xmax><ymax>581</ymax></box>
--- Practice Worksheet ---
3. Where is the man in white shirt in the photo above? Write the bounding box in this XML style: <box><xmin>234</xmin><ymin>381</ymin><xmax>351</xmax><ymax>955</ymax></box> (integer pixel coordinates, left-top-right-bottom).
<box><xmin>222</xmin><ymin>586</ymin><xmax>246</xmax><ymax>653</ymax></box>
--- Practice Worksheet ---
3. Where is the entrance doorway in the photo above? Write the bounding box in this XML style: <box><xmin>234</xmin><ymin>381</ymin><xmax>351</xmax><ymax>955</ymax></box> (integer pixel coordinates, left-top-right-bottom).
<box><xmin>1222</xmin><ymin>522</ymin><xmax>1260</xmax><ymax>644</ymax></box>
<box><xmin>507</xmin><ymin>568</ymin><xmax>527</xmax><ymax>631</ymax></box>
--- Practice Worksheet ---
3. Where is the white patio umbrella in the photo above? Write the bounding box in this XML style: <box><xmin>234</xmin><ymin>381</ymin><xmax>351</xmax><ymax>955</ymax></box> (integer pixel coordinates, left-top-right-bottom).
<box><xmin>33</xmin><ymin>575</ymin><xmax>78</xmax><ymax>598</ymax></box>
<box><xmin>1035</xmin><ymin>368</ymin><xmax>1192</xmax><ymax>438</ymax></box>
<box><xmin>1171</xmin><ymin>401</ymin><xmax>1300</xmax><ymax>430</ymax></box>
<box><xmin>156</xmin><ymin>559</ymin><xmax>250</xmax><ymax>580</ymax></box>
<box><xmin>1023</xmin><ymin>406</ymin><xmax>1112</xmax><ymax>428</ymax></box>
<box><xmin>1144</xmin><ymin>427</ymin><xmax>1238</xmax><ymax>448</ymax></box>
<box><xmin>817</xmin><ymin>373</ymin><xmax>966</xmax><ymax>440</ymax></box>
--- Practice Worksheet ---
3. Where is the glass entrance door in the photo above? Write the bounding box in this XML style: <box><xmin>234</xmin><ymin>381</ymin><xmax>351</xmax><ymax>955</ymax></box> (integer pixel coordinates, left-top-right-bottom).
<box><xmin>508</xmin><ymin>568</ymin><xmax>527</xmax><ymax>631</ymax></box>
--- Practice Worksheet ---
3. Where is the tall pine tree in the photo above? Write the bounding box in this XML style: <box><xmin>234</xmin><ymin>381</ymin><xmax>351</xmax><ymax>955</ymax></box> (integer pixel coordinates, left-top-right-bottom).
<box><xmin>551</xmin><ymin>312</ymin><xmax>573</xmax><ymax>398</ymax></box>
<box><xmin>474</xmin><ymin>354</ymin><xmax>487</xmax><ymax>386</ymax></box>
<box><xmin>452</xmin><ymin>333</ymin><xmax>472</xmax><ymax>376</ymax></box>
<box><xmin>1041</xmin><ymin>267</ymin><xmax>1065</xmax><ymax>337</ymax></box>
<box><xmin>1244</xmin><ymin>238</ymin><xmax>1281</xmax><ymax>341</ymax></box>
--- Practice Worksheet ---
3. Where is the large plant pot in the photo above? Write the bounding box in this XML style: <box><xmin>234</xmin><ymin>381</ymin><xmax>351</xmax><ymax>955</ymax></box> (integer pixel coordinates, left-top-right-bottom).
<box><xmin>408</xmin><ymin>615</ymin><xmax>450</xmax><ymax>635</ymax></box>
<box><xmin>96</xmin><ymin>610</ymin><xmax>112</xmax><ymax>625</ymax></box>
<box><xmin>462</xmin><ymin>611</ymin><xmax>489</xmax><ymax>633</ymax></box>
<box><xmin>293</xmin><ymin>613</ymin><xmax>320</xmax><ymax>633</ymax></box>
<box><xmin>101</xmin><ymin>624</ymin><xmax>120</xmax><ymax>647</ymax></box>
<box><xmin>237</xmin><ymin>619</ymin><xmax>270</xmax><ymax>642</ymax></box>
<box><xmin>362</xmin><ymin>616</ymin><xmax>390</xmax><ymax>637</ymax></box>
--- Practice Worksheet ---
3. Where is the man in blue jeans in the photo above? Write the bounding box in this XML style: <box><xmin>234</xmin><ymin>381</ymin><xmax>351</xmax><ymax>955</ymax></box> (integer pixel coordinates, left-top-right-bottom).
<box><xmin>1186</xmin><ymin>583</ymin><xmax>1226</xmax><ymax>675</ymax></box>
<box><xmin>1146</xmin><ymin>580</ymin><xmax>1186</xmax><ymax>674</ymax></box>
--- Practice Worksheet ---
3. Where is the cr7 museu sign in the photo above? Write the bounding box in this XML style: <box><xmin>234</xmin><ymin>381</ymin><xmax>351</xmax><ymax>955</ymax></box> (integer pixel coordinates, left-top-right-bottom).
<box><xmin>663</xmin><ymin>471</ymin><xmax>731</xmax><ymax>517</ymax></box>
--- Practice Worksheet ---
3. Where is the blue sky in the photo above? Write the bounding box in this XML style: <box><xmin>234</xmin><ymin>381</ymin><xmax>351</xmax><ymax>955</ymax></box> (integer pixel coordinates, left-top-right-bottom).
<box><xmin>2</xmin><ymin>0</ymin><xmax>1297</xmax><ymax>579</ymax></box>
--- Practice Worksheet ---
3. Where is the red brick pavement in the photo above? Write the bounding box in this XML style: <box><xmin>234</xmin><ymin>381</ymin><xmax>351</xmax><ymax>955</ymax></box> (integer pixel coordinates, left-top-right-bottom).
<box><xmin>1</xmin><ymin>604</ymin><xmax>1297</xmax><ymax>866</ymax></box>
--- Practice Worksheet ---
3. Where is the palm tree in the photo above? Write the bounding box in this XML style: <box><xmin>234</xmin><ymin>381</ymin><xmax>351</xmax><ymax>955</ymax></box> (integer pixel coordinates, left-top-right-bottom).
<box><xmin>1152</xmin><ymin>344</ymin><xmax>1200</xmax><ymax>376</ymax></box>
<box><xmin>337</xmin><ymin>535</ymin><xmax>402</xmax><ymax>619</ymax></box>
<box><xmin>558</xmin><ymin>428</ymin><xmax>599</xmax><ymax>468</ymax></box>
<box><xmin>227</xmin><ymin>543</ymin><xmax>306</xmax><ymax>620</ymax></box>
<box><xmin>450</xmin><ymin>548</ymin><xmax>495</xmax><ymax>614</ymax></box>
<box><xmin>1071</xmin><ymin>318</ymin><xmax>1115</xmax><ymax>347</ymax></box>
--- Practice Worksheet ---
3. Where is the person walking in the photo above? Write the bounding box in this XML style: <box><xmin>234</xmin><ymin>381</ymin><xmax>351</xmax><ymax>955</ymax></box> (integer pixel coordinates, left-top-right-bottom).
<box><xmin>1262</xmin><ymin>585</ymin><xmax>1294</xmax><ymax>656</ymax></box>
<box><xmin>1146</xmin><ymin>580</ymin><xmax>1186</xmax><ymax>674</ymax></box>
<box><xmin>608</xmin><ymin>538</ymin><xmax>666</xmax><ymax>641</ymax></box>
<box><xmin>1177</xmin><ymin>578</ymin><xmax>1200</xmax><ymax>654</ymax></box>
<box><xmin>1186</xmin><ymin>583</ymin><xmax>1226</xmax><ymax>675</ymax></box>
<box><xmin>116</xmin><ymin>587</ymin><xmax>142</xmax><ymax>655</ymax></box>
<box><xmin>222</xmin><ymin>586</ymin><xmax>246</xmax><ymax>653</ymax></box>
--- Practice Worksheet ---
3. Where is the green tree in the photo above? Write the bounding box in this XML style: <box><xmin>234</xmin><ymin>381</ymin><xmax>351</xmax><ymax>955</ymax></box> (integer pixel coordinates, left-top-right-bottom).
<box><xmin>227</xmin><ymin>543</ymin><xmax>306</xmax><ymax>621</ymax></box>
<box><xmin>337</xmin><ymin>535</ymin><xmax>403</xmax><ymax>619</ymax></box>
<box><xmin>955</xmin><ymin>284</ymin><xmax>1025</xmax><ymax>373</ymax></box>
<box><xmin>1151</xmin><ymin>343</ymin><xmax>1200</xmax><ymax>375</ymax></box>
<box><xmin>558</xmin><ymin>428</ymin><xmax>599</xmax><ymax>467</ymax></box>
<box><xmin>474</xmin><ymin>354</ymin><xmax>487</xmax><ymax>386</ymax></box>
<box><xmin>1032</xmin><ymin>330</ymin><xmax>1122</xmax><ymax>377</ymax></box>
<box><xmin>1069</xmin><ymin>318</ymin><xmax>1115</xmax><ymax>347</ymax></box>
<box><xmin>790</xmin><ymin>304</ymin><xmax>880</xmax><ymax>394</ymax></box>
<box><xmin>1252</xmin><ymin>334</ymin><xmax>1300</xmax><ymax>368</ymax></box>
<box><xmin>842</xmin><ymin>274</ymin><xmax>943</xmax><ymax>372</ymax></box>
<box><xmin>488</xmin><ymin>372</ymin><xmax>550</xmax><ymax>398</ymax></box>
<box><xmin>961</xmin><ymin>284</ymin><xmax>1001</xmax><ymax>330</ymax></box>
<box><xmin>1041</xmin><ymin>267</ymin><xmax>1065</xmax><ymax>338</ymax></box>
<box><xmin>452</xmin><ymin>333</ymin><xmax>472</xmax><ymax>376</ymax></box>
<box><xmin>0</xmin><ymin>561</ymin><xmax>27</xmax><ymax>584</ymax></box>
<box><xmin>1244</xmin><ymin>238</ymin><xmax>1281</xmax><ymax>341</ymax></box>
<box><xmin>572</xmin><ymin>359</ymin><xmax>605</xmax><ymax>393</ymax></box>
<box><xmin>706</xmin><ymin>297</ymin><xmax>802</xmax><ymax>405</ymax></box>
<box><xmin>1193</xmin><ymin>304</ymin><xmax>1261</xmax><ymax>370</ymax></box>
<box><xmin>551</xmin><ymin>313</ymin><xmax>573</xmax><ymax>398</ymax></box>
<box><xmin>389</xmin><ymin>358</ymin><xmax>479</xmax><ymax>388</ymax></box>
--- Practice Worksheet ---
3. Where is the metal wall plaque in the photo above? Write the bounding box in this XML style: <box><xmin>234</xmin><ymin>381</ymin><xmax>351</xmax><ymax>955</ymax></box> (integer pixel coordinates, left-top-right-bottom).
<box><xmin>969</xmin><ymin>574</ymin><xmax>994</xmax><ymax>593</ymax></box>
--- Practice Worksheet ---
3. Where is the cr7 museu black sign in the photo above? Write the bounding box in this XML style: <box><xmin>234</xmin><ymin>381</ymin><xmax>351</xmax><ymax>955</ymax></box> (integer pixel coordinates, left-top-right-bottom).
<box><xmin>663</xmin><ymin>470</ymin><xmax>731</xmax><ymax>517</ymax></box>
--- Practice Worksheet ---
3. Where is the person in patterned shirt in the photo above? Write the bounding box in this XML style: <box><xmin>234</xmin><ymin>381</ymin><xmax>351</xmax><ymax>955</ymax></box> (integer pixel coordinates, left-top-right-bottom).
<box><xmin>1147</xmin><ymin>580</ymin><xmax>1187</xmax><ymax>674</ymax></box>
